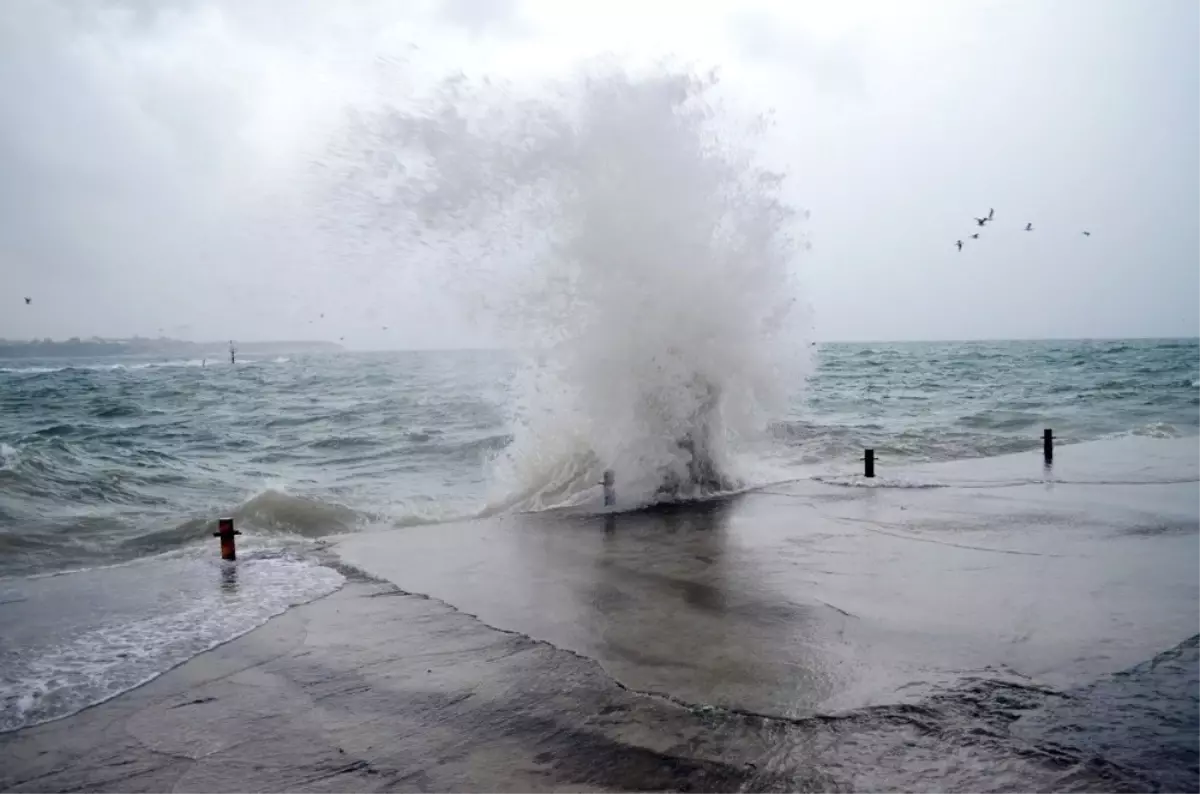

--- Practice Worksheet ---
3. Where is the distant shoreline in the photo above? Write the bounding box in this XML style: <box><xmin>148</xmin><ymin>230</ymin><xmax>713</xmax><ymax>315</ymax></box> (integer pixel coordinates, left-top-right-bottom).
<box><xmin>0</xmin><ymin>338</ymin><xmax>342</xmax><ymax>359</ymax></box>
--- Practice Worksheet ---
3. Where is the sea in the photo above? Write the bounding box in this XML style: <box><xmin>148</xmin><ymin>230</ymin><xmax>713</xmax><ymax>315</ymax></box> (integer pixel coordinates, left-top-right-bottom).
<box><xmin>0</xmin><ymin>338</ymin><xmax>1197</xmax><ymax>789</ymax></box>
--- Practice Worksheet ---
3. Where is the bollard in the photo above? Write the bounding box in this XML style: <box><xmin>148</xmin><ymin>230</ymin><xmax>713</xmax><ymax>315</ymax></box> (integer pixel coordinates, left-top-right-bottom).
<box><xmin>602</xmin><ymin>469</ymin><xmax>615</xmax><ymax>507</ymax></box>
<box><xmin>1043</xmin><ymin>428</ymin><xmax>1053</xmax><ymax>464</ymax></box>
<box><xmin>213</xmin><ymin>517</ymin><xmax>241</xmax><ymax>561</ymax></box>
<box><xmin>864</xmin><ymin>449</ymin><xmax>875</xmax><ymax>478</ymax></box>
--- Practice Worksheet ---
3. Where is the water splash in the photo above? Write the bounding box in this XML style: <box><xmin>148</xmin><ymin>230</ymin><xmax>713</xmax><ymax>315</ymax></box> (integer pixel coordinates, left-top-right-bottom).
<box><xmin>320</xmin><ymin>62</ymin><xmax>814</xmax><ymax>508</ymax></box>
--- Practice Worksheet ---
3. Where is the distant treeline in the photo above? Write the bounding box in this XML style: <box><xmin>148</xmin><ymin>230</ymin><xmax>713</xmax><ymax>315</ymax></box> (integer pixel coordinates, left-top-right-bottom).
<box><xmin>0</xmin><ymin>337</ymin><xmax>343</xmax><ymax>359</ymax></box>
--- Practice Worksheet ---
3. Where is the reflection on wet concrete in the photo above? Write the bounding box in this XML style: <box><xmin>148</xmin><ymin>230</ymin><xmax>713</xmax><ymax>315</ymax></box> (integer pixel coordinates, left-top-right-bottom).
<box><xmin>219</xmin><ymin>560</ymin><xmax>238</xmax><ymax>594</ymax></box>
<box><xmin>579</xmin><ymin>498</ymin><xmax>846</xmax><ymax>717</ymax></box>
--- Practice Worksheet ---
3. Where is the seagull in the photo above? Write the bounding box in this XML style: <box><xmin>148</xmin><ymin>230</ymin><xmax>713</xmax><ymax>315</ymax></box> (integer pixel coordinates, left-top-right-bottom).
<box><xmin>1082</xmin><ymin>231</ymin><xmax>1091</xmax><ymax>236</ymax></box>
<box><xmin>975</xmin><ymin>217</ymin><xmax>988</xmax><ymax>227</ymax></box>
<box><xmin>955</xmin><ymin>240</ymin><xmax>963</xmax><ymax>251</ymax></box>
<box><xmin>970</xmin><ymin>233</ymin><xmax>980</xmax><ymax>240</ymax></box>
<box><xmin>1025</xmin><ymin>222</ymin><xmax>1033</xmax><ymax>231</ymax></box>
<box><xmin>23</xmin><ymin>297</ymin><xmax>31</xmax><ymax>305</ymax></box>
<box><xmin>987</xmin><ymin>208</ymin><xmax>994</xmax><ymax>221</ymax></box>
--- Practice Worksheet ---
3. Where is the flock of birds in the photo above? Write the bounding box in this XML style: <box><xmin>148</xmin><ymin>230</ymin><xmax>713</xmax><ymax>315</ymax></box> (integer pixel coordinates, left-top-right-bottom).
<box><xmin>955</xmin><ymin>208</ymin><xmax>1090</xmax><ymax>251</ymax></box>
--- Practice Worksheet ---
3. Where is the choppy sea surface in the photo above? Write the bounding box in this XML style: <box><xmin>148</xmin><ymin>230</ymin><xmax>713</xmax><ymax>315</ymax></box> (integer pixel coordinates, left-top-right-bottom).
<box><xmin>2</xmin><ymin>339</ymin><xmax>1195</xmax><ymax>580</ymax></box>
<box><xmin>0</xmin><ymin>338</ymin><xmax>1196</xmax><ymax>788</ymax></box>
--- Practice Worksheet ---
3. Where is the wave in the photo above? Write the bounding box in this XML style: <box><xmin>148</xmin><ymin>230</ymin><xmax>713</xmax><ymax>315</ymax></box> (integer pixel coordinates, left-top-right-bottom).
<box><xmin>0</xmin><ymin>357</ymin><xmax>292</xmax><ymax>376</ymax></box>
<box><xmin>307</xmin><ymin>435</ymin><xmax>382</xmax><ymax>451</ymax></box>
<box><xmin>324</xmin><ymin>63</ymin><xmax>813</xmax><ymax>511</ymax></box>
<box><xmin>802</xmin><ymin>634</ymin><xmax>1198</xmax><ymax>792</ymax></box>
<box><xmin>0</xmin><ymin>551</ymin><xmax>344</xmax><ymax>734</ymax></box>
<box><xmin>0</xmin><ymin>433</ymin><xmax>187</xmax><ymax>507</ymax></box>
<box><xmin>958</xmin><ymin>410</ymin><xmax>1042</xmax><ymax>431</ymax></box>
<box><xmin>91</xmin><ymin>402</ymin><xmax>151</xmax><ymax>419</ymax></box>
<box><xmin>410</xmin><ymin>432</ymin><xmax>512</xmax><ymax>458</ymax></box>
<box><xmin>31</xmin><ymin>423</ymin><xmax>81</xmax><ymax>438</ymax></box>
<box><xmin>0</xmin><ymin>479</ymin><xmax>485</xmax><ymax>579</ymax></box>
<box><xmin>0</xmin><ymin>442</ymin><xmax>17</xmax><ymax>470</ymax></box>
<box><xmin>0</xmin><ymin>361</ymin><xmax>194</xmax><ymax>375</ymax></box>
<box><xmin>0</xmin><ymin>365</ymin><xmax>60</xmax><ymax>374</ymax></box>
<box><xmin>1104</xmin><ymin>421</ymin><xmax>1184</xmax><ymax>440</ymax></box>
<box><xmin>766</xmin><ymin>419</ymin><xmax>1049</xmax><ymax>465</ymax></box>
<box><xmin>116</xmin><ymin>489</ymin><xmax>374</xmax><ymax>561</ymax></box>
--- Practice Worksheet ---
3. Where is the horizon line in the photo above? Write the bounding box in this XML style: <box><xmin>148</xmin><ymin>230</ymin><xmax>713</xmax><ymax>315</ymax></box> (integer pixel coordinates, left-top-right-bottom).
<box><xmin>1</xmin><ymin>334</ymin><xmax>1195</xmax><ymax>353</ymax></box>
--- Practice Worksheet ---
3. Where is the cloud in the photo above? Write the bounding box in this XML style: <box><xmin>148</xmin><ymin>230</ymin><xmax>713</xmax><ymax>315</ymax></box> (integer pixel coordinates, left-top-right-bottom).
<box><xmin>0</xmin><ymin>0</ymin><xmax>1195</xmax><ymax>345</ymax></box>
<box><xmin>0</xmin><ymin>0</ymin><xmax>415</xmax><ymax>343</ymax></box>
<box><xmin>727</xmin><ymin>10</ymin><xmax>867</xmax><ymax>98</ymax></box>
<box><xmin>437</xmin><ymin>0</ymin><xmax>527</xmax><ymax>38</ymax></box>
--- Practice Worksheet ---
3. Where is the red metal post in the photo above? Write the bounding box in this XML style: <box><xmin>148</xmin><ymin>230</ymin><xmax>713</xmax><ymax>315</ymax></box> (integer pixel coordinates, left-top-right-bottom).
<box><xmin>214</xmin><ymin>517</ymin><xmax>241</xmax><ymax>561</ymax></box>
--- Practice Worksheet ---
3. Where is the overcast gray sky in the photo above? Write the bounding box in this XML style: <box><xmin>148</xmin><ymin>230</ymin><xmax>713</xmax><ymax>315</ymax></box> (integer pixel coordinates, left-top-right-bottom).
<box><xmin>1</xmin><ymin>0</ymin><xmax>1196</xmax><ymax>348</ymax></box>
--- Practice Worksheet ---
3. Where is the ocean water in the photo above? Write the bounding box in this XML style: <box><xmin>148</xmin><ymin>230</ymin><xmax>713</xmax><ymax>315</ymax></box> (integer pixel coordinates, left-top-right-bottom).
<box><xmin>1</xmin><ymin>340</ymin><xmax>1195</xmax><ymax>580</ymax></box>
<box><xmin>0</xmin><ymin>339</ymin><xmax>1196</xmax><ymax>739</ymax></box>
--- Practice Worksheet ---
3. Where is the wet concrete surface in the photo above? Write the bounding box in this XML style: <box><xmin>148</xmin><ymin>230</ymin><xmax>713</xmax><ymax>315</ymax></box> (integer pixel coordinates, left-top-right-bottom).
<box><xmin>1</xmin><ymin>577</ymin><xmax>782</xmax><ymax>792</ymax></box>
<box><xmin>2</xmin><ymin>437</ymin><xmax>1197</xmax><ymax>792</ymax></box>
<box><xmin>6</xmin><ymin>571</ymin><xmax>1192</xmax><ymax>793</ymax></box>
<box><xmin>336</xmin><ymin>437</ymin><xmax>1199</xmax><ymax>718</ymax></box>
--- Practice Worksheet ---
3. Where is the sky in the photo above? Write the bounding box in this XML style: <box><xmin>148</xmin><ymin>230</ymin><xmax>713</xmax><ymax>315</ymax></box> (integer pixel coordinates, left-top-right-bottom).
<box><xmin>1</xmin><ymin>0</ymin><xmax>1196</xmax><ymax>348</ymax></box>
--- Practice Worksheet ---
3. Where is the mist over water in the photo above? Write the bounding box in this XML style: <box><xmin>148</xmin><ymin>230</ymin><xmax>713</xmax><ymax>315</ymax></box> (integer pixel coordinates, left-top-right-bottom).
<box><xmin>320</xmin><ymin>64</ymin><xmax>813</xmax><ymax>508</ymax></box>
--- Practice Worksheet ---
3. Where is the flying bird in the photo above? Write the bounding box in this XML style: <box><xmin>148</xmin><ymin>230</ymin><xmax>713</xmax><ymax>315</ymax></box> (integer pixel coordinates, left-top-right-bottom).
<box><xmin>1082</xmin><ymin>231</ymin><xmax>1091</xmax><ymax>236</ymax></box>
<box><xmin>975</xmin><ymin>217</ymin><xmax>988</xmax><ymax>227</ymax></box>
<box><xmin>970</xmin><ymin>233</ymin><xmax>980</xmax><ymax>239</ymax></box>
<box><xmin>987</xmin><ymin>208</ymin><xmax>994</xmax><ymax>221</ymax></box>
<box><xmin>1025</xmin><ymin>222</ymin><xmax>1033</xmax><ymax>231</ymax></box>
<box><xmin>23</xmin><ymin>297</ymin><xmax>31</xmax><ymax>305</ymax></box>
<box><xmin>955</xmin><ymin>240</ymin><xmax>963</xmax><ymax>251</ymax></box>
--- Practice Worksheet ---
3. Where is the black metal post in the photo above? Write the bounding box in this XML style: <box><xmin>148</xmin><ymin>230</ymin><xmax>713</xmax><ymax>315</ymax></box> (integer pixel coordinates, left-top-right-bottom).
<box><xmin>1043</xmin><ymin>429</ymin><xmax>1053</xmax><ymax>464</ymax></box>
<box><xmin>864</xmin><ymin>449</ymin><xmax>875</xmax><ymax>478</ymax></box>
<box><xmin>602</xmin><ymin>470</ymin><xmax>615</xmax><ymax>506</ymax></box>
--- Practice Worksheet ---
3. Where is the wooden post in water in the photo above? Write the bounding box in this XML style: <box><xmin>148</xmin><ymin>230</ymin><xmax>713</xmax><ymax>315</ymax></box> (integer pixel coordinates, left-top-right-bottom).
<box><xmin>214</xmin><ymin>517</ymin><xmax>241</xmax><ymax>561</ymax></box>
<box><xmin>602</xmin><ymin>470</ymin><xmax>615</xmax><ymax>507</ymax></box>
<box><xmin>1043</xmin><ymin>428</ymin><xmax>1053</xmax><ymax>464</ymax></box>
<box><xmin>864</xmin><ymin>449</ymin><xmax>875</xmax><ymax>478</ymax></box>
